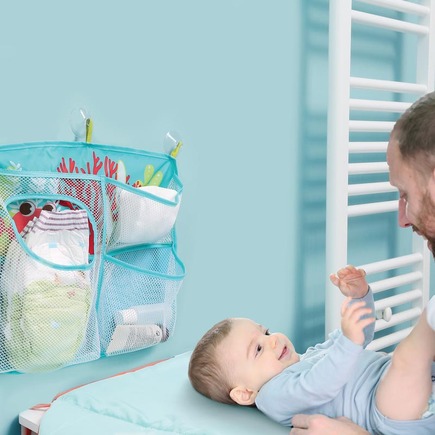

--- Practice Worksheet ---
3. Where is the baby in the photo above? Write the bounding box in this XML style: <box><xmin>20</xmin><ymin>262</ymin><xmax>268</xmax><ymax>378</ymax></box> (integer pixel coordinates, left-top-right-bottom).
<box><xmin>189</xmin><ymin>265</ymin><xmax>435</xmax><ymax>435</ymax></box>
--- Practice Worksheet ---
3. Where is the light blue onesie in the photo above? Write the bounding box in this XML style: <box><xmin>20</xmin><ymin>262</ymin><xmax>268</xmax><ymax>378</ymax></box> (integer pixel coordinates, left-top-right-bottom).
<box><xmin>255</xmin><ymin>290</ymin><xmax>435</xmax><ymax>435</ymax></box>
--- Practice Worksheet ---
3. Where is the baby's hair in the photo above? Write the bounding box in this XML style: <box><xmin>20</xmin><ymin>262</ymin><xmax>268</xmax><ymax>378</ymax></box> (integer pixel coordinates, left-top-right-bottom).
<box><xmin>188</xmin><ymin>318</ymin><xmax>236</xmax><ymax>404</ymax></box>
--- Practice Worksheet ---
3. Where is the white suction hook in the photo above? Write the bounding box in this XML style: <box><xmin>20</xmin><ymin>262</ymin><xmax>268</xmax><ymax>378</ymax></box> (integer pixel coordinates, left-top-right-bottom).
<box><xmin>163</xmin><ymin>130</ymin><xmax>183</xmax><ymax>158</ymax></box>
<box><xmin>70</xmin><ymin>107</ymin><xmax>90</xmax><ymax>141</ymax></box>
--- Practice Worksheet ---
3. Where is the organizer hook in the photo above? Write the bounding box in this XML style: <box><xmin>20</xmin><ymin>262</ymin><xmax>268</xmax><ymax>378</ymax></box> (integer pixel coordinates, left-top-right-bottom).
<box><xmin>70</xmin><ymin>107</ymin><xmax>91</xmax><ymax>142</ymax></box>
<box><xmin>164</xmin><ymin>131</ymin><xmax>183</xmax><ymax>158</ymax></box>
<box><xmin>86</xmin><ymin>117</ymin><xmax>93</xmax><ymax>143</ymax></box>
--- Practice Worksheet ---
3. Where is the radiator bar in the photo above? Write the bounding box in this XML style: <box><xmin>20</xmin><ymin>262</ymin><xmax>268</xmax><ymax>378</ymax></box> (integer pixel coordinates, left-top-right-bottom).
<box><xmin>352</xmin><ymin>10</ymin><xmax>428</xmax><ymax>35</ymax></box>
<box><xmin>348</xmin><ymin>200</ymin><xmax>397</xmax><ymax>216</ymax></box>
<box><xmin>366</xmin><ymin>326</ymin><xmax>413</xmax><ymax>350</ymax></box>
<box><xmin>349</xmin><ymin>98</ymin><xmax>411</xmax><ymax>112</ymax></box>
<box><xmin>350</xmin><ymin>77</ymin><xmax>427</xmax><ymax>94</ymax></box>
<box><xmin>349</xmin><ymin>120</ymin><xmax>396</xmax><ymax>132</ymax></box>
<box><xmin>348</xmin><ymin>161</ymin><xmax>389</xmax><ymax>174</ymax></box>
<box><xmin>349</xmin><ymin>141</ymin><xmax>388</xmax><ymax>153</ymax></box>
<box><xmin>375</xmin><ymin>289</ymin><xmax>423</xmax><ymax>310</ymax></box>
<box><xmin>356</xmin><ymin>0</ymin><xmax>429</xmax><ymax>16</ymax></box>
<box><xmin>348</xmin><ymin>181</ymin><xmax>395</xmax><ymax>196</ymax></box>
<box><xmin>375</xmin><ymin>307</ymin><xmax>422</xmax><ymax>332</ymax></box>
<box><xmin>359</xmin><ymin>253</ymin><xmax>423</xmax><ymax>274</ymax></box>
<box><xmin>370</xmin><ymin>272</ymin><xmax>423</xmax><ymax>293</ymax></box>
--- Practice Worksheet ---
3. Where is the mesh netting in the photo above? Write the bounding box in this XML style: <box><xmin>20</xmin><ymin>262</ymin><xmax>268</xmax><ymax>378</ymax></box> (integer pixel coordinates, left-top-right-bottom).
<box><xmin>0</xmin><ymin>170</ymin><xmax>184</xmax><ymax>373</ymax></box>
<box><xmin>98</xmin><ymin>247</ymin><xmax>184</xmax><ymax>355</ymax></box>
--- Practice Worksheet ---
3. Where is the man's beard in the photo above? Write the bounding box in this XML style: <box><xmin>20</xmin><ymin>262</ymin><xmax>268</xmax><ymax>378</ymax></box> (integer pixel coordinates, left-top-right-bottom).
<box><xmin>412</xmin><ymin>190</ymin><xmax>435</xmax><ymax>259</ymax></box>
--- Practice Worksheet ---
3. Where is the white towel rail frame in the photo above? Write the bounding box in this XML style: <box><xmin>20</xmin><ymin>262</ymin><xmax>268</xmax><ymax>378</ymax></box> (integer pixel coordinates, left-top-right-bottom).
<box><xmin>326</xmin><ymin>0</ymin><xmax>434</xmax><ymax>350</ymax></box>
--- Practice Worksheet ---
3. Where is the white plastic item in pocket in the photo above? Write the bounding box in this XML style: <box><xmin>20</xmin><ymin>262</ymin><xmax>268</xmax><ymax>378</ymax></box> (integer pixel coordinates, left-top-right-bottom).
<box><xmin>117</xmin><ymin>186</ymin><xmax>181</xmax><ymax>244</ymax></box>
<box><xmin>106</xmin><ymin>324</ymin><xmax>163</xmax><ymax>354</ymax></box>
<box><xmin>114</xmin><ymin>303</ymin><xmax>167</xmax><ymax>326</ymax></box>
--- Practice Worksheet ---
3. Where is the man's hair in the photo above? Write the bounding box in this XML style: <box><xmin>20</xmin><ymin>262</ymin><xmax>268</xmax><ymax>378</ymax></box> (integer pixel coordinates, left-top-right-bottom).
<box><xmin>188</xmin><ymin>318</ymin><xmax>235</xmax><ymax>404</ymax></box>
<box><xmin>392</xmin><ymin>91</ymin><xmax>435</xmax><ymax>173</ymax></box>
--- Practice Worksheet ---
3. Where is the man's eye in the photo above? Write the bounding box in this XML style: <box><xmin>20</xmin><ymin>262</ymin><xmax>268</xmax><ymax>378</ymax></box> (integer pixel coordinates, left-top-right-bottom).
<box><xmin>256</xmin><ymin>344</ymin><xmax>262</xmax><ymax>354</ymax></box>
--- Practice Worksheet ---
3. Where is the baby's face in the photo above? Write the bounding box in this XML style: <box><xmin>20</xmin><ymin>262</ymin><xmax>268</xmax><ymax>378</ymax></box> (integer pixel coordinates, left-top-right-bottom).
<box><xmin>219</xmin><ymin>318</ymin><xmax>299</xmax><ymax>396</ymax></box>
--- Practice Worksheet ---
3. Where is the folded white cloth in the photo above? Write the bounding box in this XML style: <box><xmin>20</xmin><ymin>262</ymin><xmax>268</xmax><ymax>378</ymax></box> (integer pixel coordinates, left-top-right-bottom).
<box><xmin>116</xmin><ymin>186</ymin><xmax>181</xmax><ymax>245</ymax></box>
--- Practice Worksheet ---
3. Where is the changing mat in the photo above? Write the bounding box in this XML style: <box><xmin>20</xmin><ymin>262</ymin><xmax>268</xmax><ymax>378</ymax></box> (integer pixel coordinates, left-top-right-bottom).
<box><xmin>39</xmin><ymin>351</ymin><xmax>289</xmax><ymax>435</ymax></box>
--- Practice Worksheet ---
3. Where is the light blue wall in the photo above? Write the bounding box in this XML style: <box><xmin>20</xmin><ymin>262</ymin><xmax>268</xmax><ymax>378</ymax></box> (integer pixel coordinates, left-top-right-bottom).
<box><xmin>0</xmin><ymin>2</ymin><xmax>302</xmax><ymax>433</ymax></box>
<box><xmin>0</xmin><ymin>2</ymin><xmax>433</xmax><ymax>435</ymax></box>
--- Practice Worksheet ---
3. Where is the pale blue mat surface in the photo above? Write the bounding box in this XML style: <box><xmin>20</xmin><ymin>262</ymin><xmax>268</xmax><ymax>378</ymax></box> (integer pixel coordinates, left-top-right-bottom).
<box><xmin>39</xmin><ymin>351</ymin><xmax>289</xmax><ymax>435</ymax></box>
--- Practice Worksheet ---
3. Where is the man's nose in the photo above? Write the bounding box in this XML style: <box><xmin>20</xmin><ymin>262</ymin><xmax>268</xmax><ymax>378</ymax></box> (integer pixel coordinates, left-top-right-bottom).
<box><xmin>398</xmin><ymin>197</ymin><xmax>412</xmax><ymax>228</ymax></box>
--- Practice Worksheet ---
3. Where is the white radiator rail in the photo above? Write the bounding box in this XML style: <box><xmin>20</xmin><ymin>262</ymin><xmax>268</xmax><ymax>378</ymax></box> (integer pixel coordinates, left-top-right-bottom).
<box><xmin>370</xmin><ymin>272</ymin><xmax>423</xmax><ymax>293</ymax></box>
<box><xmin>348</xmin><ymin>162</ymin><xmax>389</xmax><ymax>175</ymax></box>
<box><xmin>348</xmin><ymin>182</ymin><xmax>396</xmax><ymax>196</ymax></box>
<box><xmin>360</xmin><ymin>253</ymin><xmax>423</xmax><ymax>273</ymax></box>
<box><xmin>375</xmin><ymin>307</ymin><xmax>422</xmax><ymax>332</ymax></box>
<box><xmin>348</xmin><ymin>200</ymin><xmax>398</xmax><ymax>217</ymax></box>
<box><xmin>366</xmin><ymin>327</ymin><xmax>414</xmax><ymax>351</ymax></box>
<box><xmin>350</xmin><ymin>77</ymin><xmax>427</xmax><ymax>93</ymax></box>
<box><xmin>349</xmin><ymin>99</ymin><xmax>411</xmax><ymax>112</ymax></box>
<box><xmin>375</xmin><ymin>289</ymin><xmax>423</xmax><ymax>309</ymax></box>
<box><xmin>349</xmin><ymin>120</ymin><xmax>396</xmax><ymax>132</ymax></box>
<box><xmin>357</xmin><ymin>0</ymin><xmax>429</xmax><ymax>15</ymax></box>
<box><xmin>352</xmin><ymin>10</ymin><xmax>428</xmax><ymax>34</ymax></box>
<box><xmin>349</xmin><ymin>142</ymin><xmax>388</xmax><ymax>153</ymax></box>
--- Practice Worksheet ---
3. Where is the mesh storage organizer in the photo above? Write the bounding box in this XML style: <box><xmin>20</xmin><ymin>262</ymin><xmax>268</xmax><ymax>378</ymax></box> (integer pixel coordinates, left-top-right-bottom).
<box><xmin>0</xmin><ymin>141</ymin><xmax>185</xmax><ymax>373</ymax></box>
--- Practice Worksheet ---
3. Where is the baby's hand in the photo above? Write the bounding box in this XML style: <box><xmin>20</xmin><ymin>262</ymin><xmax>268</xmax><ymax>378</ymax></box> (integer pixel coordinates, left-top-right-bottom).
<box><xmin>341</xmin><ymin>298</ymin><xmax>375</xmax><ymax>345</ymax></box>
<box><xmin>330</xmin><ymin>265</ymin><xmax>368</xmax><ymax>299</ymax></box>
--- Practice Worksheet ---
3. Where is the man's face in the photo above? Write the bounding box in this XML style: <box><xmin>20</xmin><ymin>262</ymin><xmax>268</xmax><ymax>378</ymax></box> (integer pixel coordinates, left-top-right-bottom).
<box><xmin>387</xmin><ymin>136</ymin><xmax>435</xmax><ymax>254</ymax></box>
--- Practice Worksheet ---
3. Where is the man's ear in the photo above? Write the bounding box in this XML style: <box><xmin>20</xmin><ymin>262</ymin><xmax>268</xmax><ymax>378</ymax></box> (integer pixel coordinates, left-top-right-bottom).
<box><xmin>229</xmin><ymin>386</ymin><xmax>257</xmax><ymax>405</ymax></box>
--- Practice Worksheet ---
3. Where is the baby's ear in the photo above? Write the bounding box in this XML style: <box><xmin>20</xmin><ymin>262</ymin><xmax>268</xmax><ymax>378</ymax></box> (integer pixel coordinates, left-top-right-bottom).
<box><xmin>229</xmin><ymin>386</ymin><xmax>257</xmax><ymax>406</ymax></box>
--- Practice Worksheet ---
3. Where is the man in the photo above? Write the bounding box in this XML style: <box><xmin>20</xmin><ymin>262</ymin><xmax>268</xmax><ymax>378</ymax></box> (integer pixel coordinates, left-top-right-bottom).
<box><xmin>290</xmin><ymin>91</ymin><xmax>435</xmax><ymax>434</ymax></box>
<box><xmin>387</xmin><ymin>92</ymin><xmax>435</xmax><ymax>256</ymax></box>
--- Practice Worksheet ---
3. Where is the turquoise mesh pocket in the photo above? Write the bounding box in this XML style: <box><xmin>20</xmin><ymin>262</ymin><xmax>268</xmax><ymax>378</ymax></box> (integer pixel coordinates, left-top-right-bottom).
<box><xmin>98</xmin><ymin>247</ymin><xmax>184</xmax><ymax>355</ymax></box>
<box><xmin>0</xmin><ymin>174</ymin><xmax>102</xmax><ymax>372</ymax></box>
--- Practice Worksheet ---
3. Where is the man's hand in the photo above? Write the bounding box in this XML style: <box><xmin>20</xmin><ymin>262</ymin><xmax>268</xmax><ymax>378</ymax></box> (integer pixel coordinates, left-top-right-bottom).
<box><xmin>290</xmin><ymin>414</ymin><xmax>370</xmax><ymax>435</ymax></box>
<box><xmin>330</xmin><ymin>265</ymin><xmax>368</xmax><ymax>298</ymax></box>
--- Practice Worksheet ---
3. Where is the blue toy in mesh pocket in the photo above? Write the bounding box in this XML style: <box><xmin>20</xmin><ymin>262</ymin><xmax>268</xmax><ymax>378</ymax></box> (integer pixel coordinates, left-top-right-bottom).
<box><xmin>0</xmin><ymin>141</ymin><xmax>185</xmax><ymax>373</ymax></box>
